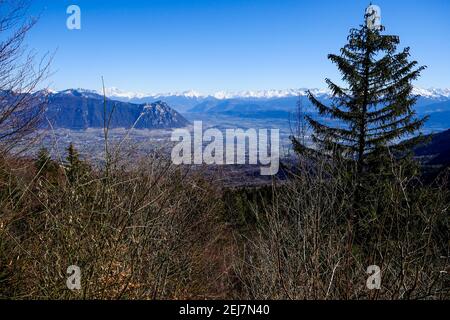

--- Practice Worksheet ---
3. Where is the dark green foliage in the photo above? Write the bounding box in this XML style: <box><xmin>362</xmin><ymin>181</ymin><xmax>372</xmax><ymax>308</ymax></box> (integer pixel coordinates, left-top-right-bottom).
<box><xmin>223</xmin><ymin>186</ymin><xmax>273</xmax><ymax>228</ymax></box>
<box><xmin>294</xmin><ymin>19</ymin><xmax>428</xmax><ymax>175</ymax></box>
<box><xmin>65</xmin><ymin>143</ymin><xmax>89</xmax><ymax>185</ymax></box>
<box><xmin>277</xmin><ymin>15</ymin><xmax>450</xmax><ymax>298</ymax></box>
<box><xmin>35</xmin><ymin>147</ymin><xmax>51</xmax><ymax>170</ymax></box>
<box><xmin>35</xmin><ymin>147</ymin><xmax>58</xmax><ymax>178</ymax></box>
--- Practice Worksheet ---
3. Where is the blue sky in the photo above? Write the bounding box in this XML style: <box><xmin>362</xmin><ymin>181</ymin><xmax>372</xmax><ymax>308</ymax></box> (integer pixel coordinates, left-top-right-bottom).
<box><xmin>27</xmin><ymin>0</ymin><xmax>450</xmax><ymax>93</ymax></box>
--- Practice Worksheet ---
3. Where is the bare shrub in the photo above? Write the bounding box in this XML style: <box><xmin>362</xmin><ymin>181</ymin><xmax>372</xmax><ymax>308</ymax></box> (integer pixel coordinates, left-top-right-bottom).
<box><xmin>0</xmin><ymin>151</ymin><xmax>224</xmax><ymax>299</ymax></box>
<box><xmin>233</xmin><ymin>156</ymin><xmax>449</xmax><ymax>300</ymax></box>
<box><xmin>0</xmin><ymin>0</ymin><xmax>51</xmax><ymax>153</ymax></box>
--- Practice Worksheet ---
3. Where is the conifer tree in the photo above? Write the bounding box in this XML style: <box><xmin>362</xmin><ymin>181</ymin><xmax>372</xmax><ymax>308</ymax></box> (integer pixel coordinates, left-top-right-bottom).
<box><xmin>35</xmin><ymin>148</ymin><xmax>51</xmax><ymax>171</ymax></box>
<box><xmin>35</xmin><ymin>147</ymin><xmax>58</xmax><ymax>178</ymax></box>
<box><xmin>65</xmin><ymin>143</ymin><xmax>86</xmax><ymax>184</ymax></box>
<box><xmin>293</xmin><ymin>6</ymin><xmax>428</xmax><ymax>175</ymax></box>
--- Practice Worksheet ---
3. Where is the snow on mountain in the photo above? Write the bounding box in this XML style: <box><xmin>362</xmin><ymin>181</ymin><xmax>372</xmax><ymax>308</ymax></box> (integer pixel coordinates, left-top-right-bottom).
<box><xmin>412</xmin><ymin>87</ymin><xmax>450</xmax><ymax>98</ymax></box>
<box><xmin>59</xmin><ymin>86</ymin><xmax>450</xmax><ymax>101</ymax></box>
<box><xmin>103</xmin><ymin>87</ymin><xmax>147</xmax><ymax>100</ymax></box>
<box><xmin>104</xmin><ymin>87</ymin><xmax>331</xmax><ymax>100</ymax></box>
<box><xmin>153</xmin><ymin>90</ymin><xmax>204</xmax><ymax>99</ymax></box>
<box><xmin>44</xmin><ymin>88</ymin><xmax>58</xmax><ymax>94</ymax></box>
<box><xmin>55</xmin><ymin>88</ymin><xmax>104</xmax><ymax>100</ymax></box>
<box><xmin>211</xmin><ymin>89</ymin><xmax>326</xmax><ymax>99</ymax></box>
<box><xmin>101</xmin><ymin>88</ymin><xmax>205</xmax><ymax>100</ymax></box>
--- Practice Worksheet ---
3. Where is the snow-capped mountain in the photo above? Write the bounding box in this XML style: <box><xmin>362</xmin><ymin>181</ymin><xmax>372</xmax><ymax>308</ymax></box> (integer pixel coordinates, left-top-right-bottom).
<box><xmin>46</xmin><ymin>87</ymin><xmax>450</xmax><ymax>118</ymax></box>
<box><xmin>103</xmin><ymin>87</ymin><xmax>148</xmax><ymax>100</ymax></box>
<box><xmin>156</xmin><ymin>90</ymin><xmax>204</xmax><ymax>99</ymax></box>
<box><xmin>101</xmin><ymin>86</ymin><xmax>450</xmax><ymax>101</ymax></box>
<box><xmin>210</xmin><ymin>88</ymin><xmax>332</xmax><ymax>100</ymax></box>
<box><xmin>54</xmin><ymin>88</ymin><xmax>104</xmax><ymax>100</ymax></box>
<box><xmin>102</xmin><ymin>88</ymin><xmax>204</xmax><ymax>100</ymax></box>
<box><xmin>41</xmin><ymin>86</ymin><xmax>450</xmax><ymax>102</ymax></box>
<box><xmin>102</xmin><ymin>87</ymin><xmax>332</xmax><ymax>101</ymax></box>
<box><xmin>411</xmin><ymin>87</ymin><xmax>450</xmax><ymax>99</ymax></box>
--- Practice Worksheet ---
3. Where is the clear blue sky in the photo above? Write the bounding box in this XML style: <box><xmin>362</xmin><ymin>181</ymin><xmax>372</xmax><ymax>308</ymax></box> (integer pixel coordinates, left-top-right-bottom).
<box><xmin>27</xmin><ymin>0</ymin><xmax>450</xmax><ymax>93</ymax></box>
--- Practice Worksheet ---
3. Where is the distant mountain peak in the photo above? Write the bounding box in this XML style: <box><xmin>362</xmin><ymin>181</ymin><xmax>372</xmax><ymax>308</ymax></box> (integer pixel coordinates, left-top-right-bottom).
<box><xmin>55</xmin><ymin>88</ymin><xmax>104</xmax><ymax>100</ymax></box>
<box><xmin>210</xmin><ymin>88</ymin><xmax>330</xmax><ymax>99</ymax></box>
<box><xmin>101</xmin><ymin>86</ymin><xmax>450</xmax><ymax>101</ymax></box>
<box><xmin>411</xmin><ymin>87</ymin><xmax>450</xmax><ymax>98</ymax></box>
<box><xmin>103</xmin><ymin>87</ymin><xmax>331</xmax><ymax>100</ymax></box>
<box><xmin>103</xmin><ymin>87</ymin><xmax>147</xmax><ymax>100</ymax></box>
<box><xmin>45</xmin><ymin>90</ymin><xmax>189</xmax><ymax>130</ymax></box>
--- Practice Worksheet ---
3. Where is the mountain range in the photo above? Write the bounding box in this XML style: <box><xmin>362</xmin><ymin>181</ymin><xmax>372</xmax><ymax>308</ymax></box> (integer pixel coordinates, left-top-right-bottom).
<box><xmin>43</xmin><ymin>89</ymin><xmax>189</xmax><ymax>130</ymax></box>
<box><xmin>40</xmin><ymin>87</ymin><xmax>450</xmax><ymax>132</ymax></box>
<box><xmin>101</xmin><ymin>87</ymin><xmax>450</xmax><ymax>126</ymax></box>
<box><xmin>103</xmin><ymin>87</ymin><xmax>450</xmax><ymax>101</ymax></box>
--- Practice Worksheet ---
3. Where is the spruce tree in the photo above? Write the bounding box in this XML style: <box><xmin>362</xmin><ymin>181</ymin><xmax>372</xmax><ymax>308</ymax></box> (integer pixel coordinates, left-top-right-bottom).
<box><xmin>35</xmin><ymin>147</ymin><xmax>52</xmax><ymax>172</ymax></box>
<box><xmin>293</xmin><ymin>7</ymin><xmax>428</xmax><ymax>175</ymax></box>
<box><xmin>65</xmin><ymin>143</ymin><xmax>86</xmax><ymax>184</ymax></box>
<box><xmin>35</xmin><ymin>147</ymin><xmax>58</xmax><ymax>178</ymax></box>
